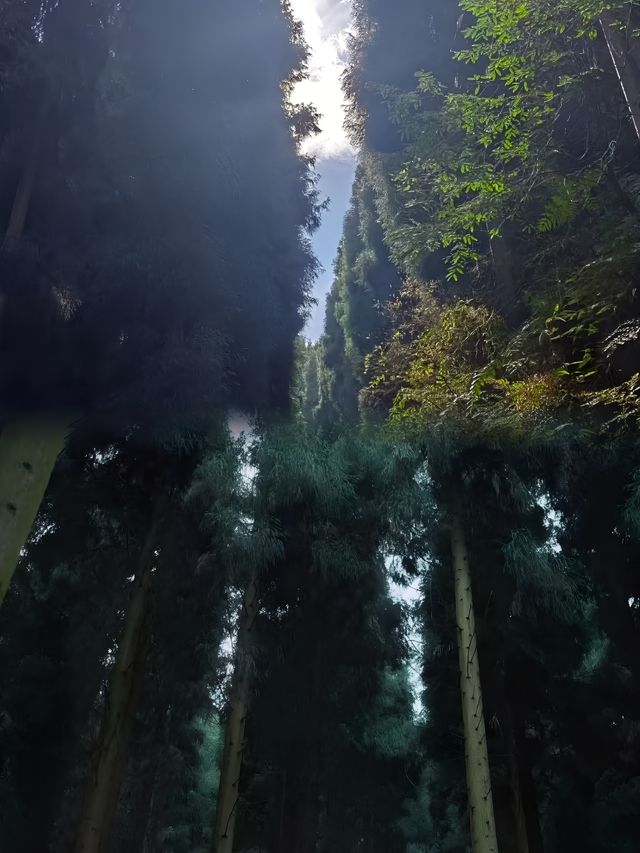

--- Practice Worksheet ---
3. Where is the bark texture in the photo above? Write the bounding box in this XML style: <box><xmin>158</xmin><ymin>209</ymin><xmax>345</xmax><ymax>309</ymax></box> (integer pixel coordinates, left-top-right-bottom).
<box><xmin>213</xmin><ymin>577</ymin><xmax>258</xmax><ymax>853</ymax></box>
<box><xmin>0</xmin><ymin>419</ymin><xmax>68</xmax><ymax>604</ymax></box>
<box><xmin>451</xmin><ymin>512</ymin><xmax>499</xmax><ymax>853</ymax></box>
<box><xmin>73</xmin><ymin>521</ymin><xmax>158</xmax><ymax>853</ymax></box>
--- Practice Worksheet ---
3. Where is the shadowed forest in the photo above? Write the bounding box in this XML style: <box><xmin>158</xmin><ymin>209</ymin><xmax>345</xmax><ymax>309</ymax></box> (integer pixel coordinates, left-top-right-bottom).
<box><xmin>1</xmin><ymin>1</ymin><xmax>640</xmax><ymax>852</ymax></box>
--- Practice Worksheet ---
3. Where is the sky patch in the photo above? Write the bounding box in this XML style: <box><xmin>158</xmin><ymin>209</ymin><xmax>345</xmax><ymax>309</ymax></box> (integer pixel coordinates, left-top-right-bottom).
<box><xmin>289</xmin><ymin>0</ymin><xmax>355</xmax><ymax>160</ymax></box>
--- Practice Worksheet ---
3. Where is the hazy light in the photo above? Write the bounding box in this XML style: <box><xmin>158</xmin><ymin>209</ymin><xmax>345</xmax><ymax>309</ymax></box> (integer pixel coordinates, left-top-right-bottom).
<box><xmin>289</xmin><ymin>0</ymin><xmax>355</xmax><ymax>160</ymax></box>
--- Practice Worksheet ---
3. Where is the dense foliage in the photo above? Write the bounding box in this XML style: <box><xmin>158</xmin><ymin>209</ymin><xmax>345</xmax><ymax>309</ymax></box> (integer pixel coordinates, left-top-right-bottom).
<box><xmin>1</xmin><ymin>1</ymin><xmax>640</xmax><ymax>853</ymax></box>
<box><xmin>308</xmin><ymin>1</ymin><xmax>640</xmax><ymax>851</ymax></box>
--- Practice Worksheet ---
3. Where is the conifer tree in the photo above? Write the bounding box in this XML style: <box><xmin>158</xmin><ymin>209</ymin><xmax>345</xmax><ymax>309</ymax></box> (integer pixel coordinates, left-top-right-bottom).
<box><xmin>0</xmin><ymin>0</ymin><xmax>319</xmax><ymax>600</ymax></box>
<box><xmin>3</xmin><ymin>1</ymin><xmax>640</xmax><ymax>851</ymax></box>
<box><xmin>213</xmin><ymin>578</ymin><xmax>258</xmax><ymax>853</ymax></box>
<box><xmin>220</xmin><ymin>426</ymin><xmax>418</xmax><ymax>853</ymax></box>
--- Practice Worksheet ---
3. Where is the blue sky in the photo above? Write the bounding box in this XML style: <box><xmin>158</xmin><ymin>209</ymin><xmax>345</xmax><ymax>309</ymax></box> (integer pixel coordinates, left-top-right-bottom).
<box><xmin>305</xmin><ymin>155</ymin><xmax>356</xmax><ymax>340</ymax></box>
<box><xmin>289</xmin><ymin>0</ymin><xmax>357</xmax><ymax>341</ymax></box>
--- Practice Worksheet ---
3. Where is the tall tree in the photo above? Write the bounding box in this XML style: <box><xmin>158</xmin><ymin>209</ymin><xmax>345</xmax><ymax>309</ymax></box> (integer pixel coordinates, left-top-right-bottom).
<box><xmin>449</xmin><ymin>507</ymin><xmax>498</xmax><ymax>853</ymax></box>
<box><xmin>73</xmin><ymin>502</ymin><xmax>160</xmax><ymax>853</ymax></box>
<box><xmin>0</xmin><ymin>0</ymin><xmax>115</xmax><ymax>601</ymax></box>
<box><xmin>0</xmin><ymin>0</ymin><xmax>319</xmax><ymax>599</ymax></box>
<box><xmin>223</xmin><ymin>426</ymin><xmax>417</xmax><ymax>853</ymax></box>
<box><xmin>213</xmin><ymin>578</ymin><xmax>258</xmax><ymax>853</ymax></box>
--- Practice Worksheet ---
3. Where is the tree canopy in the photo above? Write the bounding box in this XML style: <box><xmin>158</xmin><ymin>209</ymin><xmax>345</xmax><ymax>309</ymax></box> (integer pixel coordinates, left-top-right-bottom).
<box><xmin>1</xmin><ymin>2</ymin><xmax>640</xmax><ymax>853</ymax></box>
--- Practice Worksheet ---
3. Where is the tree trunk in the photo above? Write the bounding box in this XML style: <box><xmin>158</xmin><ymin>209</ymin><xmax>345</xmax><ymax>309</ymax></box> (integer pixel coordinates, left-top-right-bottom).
<box><xmin>485</xmin><ymin>663</ymin><xmax>528</xmax><ymax>853</ymax></box>
<box><xmin>274</xmin><ymin>767</ymin><xmax>287</xmax><ymax>853</ymax></box>
<box><xmin>213</xmin><ymin>577</ymin><xmax>258</xmax><ymax>853</ymax></box>
<box><xmin>126</xmin><ymin>754</ymin><xmax>160</xmax><ymax>853</ymax></box>
<box><xmin>297</xmin><ymin>758</ymin><xmax>321</xmax><ymax>853</ymax></box>
<box><xmin>73</xmin><ymin>520</ymin><xmax>158</xmax><ymax>853</ymax></box>
<box><xmin>505</xmin><ymin>666</ymin><xmax>545</xmax><ymax>853</ymax></box>
<box><xmin>505</xmin><ymin>706</ymin><xmax>529</xmax><ymax>853</ymax></box>
<box><xmin>489</xmin><ymin>234</ymin><xmax>523</xmax><ymax>328</ymax></box>
<box><xmin>450</xmin><ymin>512</ymin><xmax>499</xmax><ymax>853</ymax></box>
<box><xmin>287</xmin><ymin>608</ymin><xmax>323</xmax><ymax>853</ymax></box>
<box><xmin>4</xmin><ymin>133</ymin><xmax>40</xmax><ymax>243</ymax></box>
<box><xmin>0</xmin><ymin>418</ymin><xmax>69</xmax><ymax>605</ymax></box>
<box><xmin>1</xmin><ymin>102</ymin><xmax>46</xmax><ymax>321</ymax></box>
<box><xmin>600</xmin><ymin>9</ymin><xmax>640</xmax><ymax>143</ymax></box>
<box><xmin>514</xmin><ymin>740</ymin><xmax>544</xmax><ymax>853</ymax></box>
<box><xmin>278</xmin><ymin>748</ymin><xmax>321</xmax><ymax>853</ymax></box>
<box><xmin>3</xmin><ymin>99</ymin><xmax>47</xmax><ymax>246</ymax></box>
<box><xmin>0</xmin><ymin>96</ymin><xmax>69</xmax><ymax>586</ymax></box>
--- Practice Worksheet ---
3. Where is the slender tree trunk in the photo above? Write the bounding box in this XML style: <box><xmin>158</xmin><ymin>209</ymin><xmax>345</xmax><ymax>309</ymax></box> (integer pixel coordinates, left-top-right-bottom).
<box><xmin>1</xmin><ymin>102</ymin><xmax>46</xmax><ymax>326</ymax></box>
<box><xmin>3</xmin><ymin>99</ymin><xmax>48</xmax><ymax>247</ymax></box>
<box><xmin>297</xmin><ymin>749</ymin><xmax>321</xmax><ymax>853</ymax></box>
<box><xmin>505</xmin><ymin>666</ymin><xmax>545</xmax><ymax>853</ymax></box>
<box><xmin>485</xmin><ymin>663</ymin><xmax>528</xmax><ymax>853</ymax></box>
<box><xmin>489</xmin><ymin>234</ymin><xmax>523</xmax><ymax>328</ymax></box>
<box><xmin>450</xmin><ymin>511</ymin><xmax>499</xmax><ymax>853</ymax></box>
<box><xmin>300</xmin><ymin>641</ymin><xmax>323</xmax><ymax>853</ymax></box>
<box><xmin>286</xmin><ymin>607</ymin><xmax>323</xmax><ymax>853</ymax></box>
<box><xmin>504</xmin><ymin>706</ymin><xmax>529</xmax><ymax>853</ymax></box>
<box><xmin>126</xmin><ymin>706</ymin><xmax>167</xmax><ymax>853</ymax></box>
<box><xmin>73</xmin><ymin>519</ymin><xmax>158</xmax><ymax>853</ymax></box>
<box><xmin>0</xmin><ymin>418</ymin><xmax>69</xmax><ymax>605</ymax></box>
<box><xmin>4</xmin><ymin>133</ymin><xmax>40</xmax><ymax>243</ymax></box>
<box><xmin>127</xmin><ymin>754</ymin><xmax>160</xmax><ymax>853</ymax></box>
<box><xmin>275</xmin><ymin>767</ymin><xmax>287</xmax><ymax>853</ymax></box>
<box><xmin>600</xmin><ymin>9</ymin><xmax>640</xmax><ymax>143</ymax></box>
<box><xmin>213</xmin><ymin>577</ymin><xmax>258</xmax><ymax>853</ymax></box>
<box><xmin>514</xmin><ymin>740</ymin><xmax>544</xmax><ymax>853</ymax></box>
<box><xmin>278</xmin><ymin>748</ymin><xmax>321</xmax><ymax>853</ymax></box>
